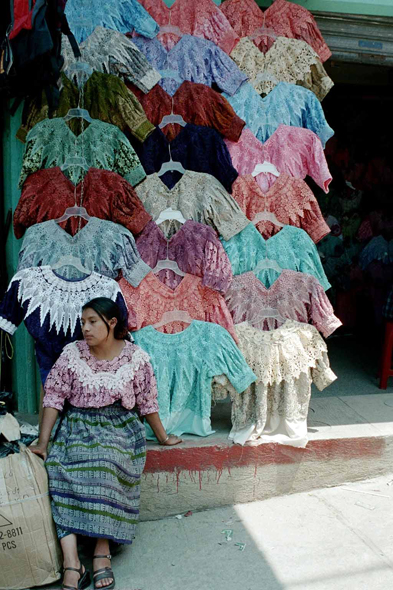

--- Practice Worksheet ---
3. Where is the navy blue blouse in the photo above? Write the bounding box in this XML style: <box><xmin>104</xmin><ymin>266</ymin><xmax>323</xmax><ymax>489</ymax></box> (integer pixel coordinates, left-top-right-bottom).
<box><xmin>130</xmin><ymin>124</ymin><xmax>238</xmax><ymax>193</ymax></box>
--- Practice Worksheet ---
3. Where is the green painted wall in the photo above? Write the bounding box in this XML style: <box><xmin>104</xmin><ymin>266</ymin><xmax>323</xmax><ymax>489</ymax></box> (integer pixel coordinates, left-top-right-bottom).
<box><xmin>2</xmin><ymin>106</ymin><xmax>41</xmax><ymax>413</ymax></box>
<box><xmin>224</xmin><ymin>0</ymin><xmax>393</xmax><ymax>17</ymax></box>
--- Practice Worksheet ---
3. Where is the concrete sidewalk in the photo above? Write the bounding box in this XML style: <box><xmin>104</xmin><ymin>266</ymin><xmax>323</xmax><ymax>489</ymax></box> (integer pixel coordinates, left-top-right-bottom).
<box><xmin>42</xmin><ymin>473</ymin><xmax>393</xmax><ymax>590</ymax></box>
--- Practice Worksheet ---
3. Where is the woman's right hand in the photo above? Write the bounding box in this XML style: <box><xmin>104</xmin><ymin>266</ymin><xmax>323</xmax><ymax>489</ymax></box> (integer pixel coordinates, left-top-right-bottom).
<box><xmin>29</xmin><ymin>443</ymin><xmax>48</xmax><ymax>461</ymax></box>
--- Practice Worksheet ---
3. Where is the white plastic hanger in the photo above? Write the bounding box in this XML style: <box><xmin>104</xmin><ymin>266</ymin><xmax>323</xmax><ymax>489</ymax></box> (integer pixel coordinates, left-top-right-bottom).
<box><xmin>257</xmin><ymin>307</ymin><xmax>286</xmax><ymax>322</ymax></box>
<box><xmin>152</xmin><ymin>238</ymin><xmax>186</xmax><ymax>277</ymax></box>
<box><xmin>66</xmin><ymin>61</ymin><xmax>93</xmax><ymax>89</ymax></box>
<box><xmin>249</xmin><ymin>12</ymin><xmax>277</xmax><ymax>41</ymax></box>
<box><xmin>252</xmin><ymin>211</ymin><xmax>284</xmax><ymax>227</ymax></box>
<box><xmin>158</xmin><ymin>12</ymin><xmax>183</xmax><ymax>38</ymax></box>
<box><xmin>159</xmin><ymin>96</ymin><xmax>186</xmax><ymax>128</ymax></box>
<box><xmin>155</xmin><ymin>206</ymin><xmax>187</xmax><ymax>226</ymax></box>
<box><xmin>252</xmin><ymin>256</ymin><xmax>282</xmax><ymax>274</ymax></box>
<box><xmin>153</xmin><ymin>309</ymin><xmax>193</xmax><ymax>330</ymax></box>
<box><xmin>51</xmin><ymin>254</ymin><xmax>92</xmax><ymax>274</ymax></box>
<box><xmin>54</xmin><ymin>205</ymin><xmax>91</xmax><ymax>223</ymax></box>
<box><xmin>159</xmin><ymin>69</ymin><xmax>183</xmax><ymax>84</ymax></box>
<box><xmin>63</xmin><ymin>108</ymin><xmax>93</xmax><ymax>123</ymax></box>
<box><xmin>61</xmin><ymin>156</ymin><xmax>90</xmax><ymax>172</ymax></box>
<box><xmin>157</xmin><ymin>144</ymin><xmax>186</xmax><ymax>176</ymax></box>
<box><xmin>251</xmin><ymin>160</ymin><xmax>280</xmax><ymax>177</ymax></box>
<box><xmin>254</xmin><ymin>71</ymin><xmax>279</xmax><ymax>85</ymax></box>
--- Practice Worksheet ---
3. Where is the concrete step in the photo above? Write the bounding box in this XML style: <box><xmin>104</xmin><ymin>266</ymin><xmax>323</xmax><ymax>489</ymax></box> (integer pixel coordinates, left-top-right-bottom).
<box><xmin>141</xmin><ymin>392</ymin><xmax>393</xmax><ymax>520</ymax></box>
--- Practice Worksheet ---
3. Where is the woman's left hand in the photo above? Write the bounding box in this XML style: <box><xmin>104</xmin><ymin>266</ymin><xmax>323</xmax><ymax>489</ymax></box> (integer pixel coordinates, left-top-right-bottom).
<box><xmin>162</xmin><ymin>435</ymin><xmax>183</xmax><ymax>446</ymax></box>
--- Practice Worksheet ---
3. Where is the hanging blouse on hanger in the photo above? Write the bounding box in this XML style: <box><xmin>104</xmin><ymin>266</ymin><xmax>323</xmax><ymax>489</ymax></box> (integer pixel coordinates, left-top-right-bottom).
<box><xmin>133</xmin><ymin>320</ymin><xmax>256</xmax><ymax>437</ymax></box>
<box><xmin>136</xmin><ymin>220</ymin><xmax>232</xmax><ymax>294</ymax></box>
<box><xmin>232</xmin><ymin>175</ymin><xmax>330</xmax><ymax>243</ymax></box>
<box><xmin>212</xmin><ymin>321</ymin><xmax>336</xmax><ymax>448</ymax></box>
<box><xmin>225</xmin><ymin>127</ymin><xmax>332</xmax><ymax>193</ymax></box>
<box><xmin>17</xmin><ymin>72</ymin><xmax>155</xmax><ymax>144</ymax></box>
<box><xmin>65</xmin><ymin>0</ymin><xmax>159</xmax><ymax>44</ymax></box>
<box><xmin>119</xmin><ymin>273</ymin><xmax>237</xmax><ymax>342</ymax></box>
<box><xmin>137</xmin><ymin>0</ymin><xmax>239</xmax><ymax>54</ymax></box>
<box><xmin>220</xmin><ymin>0</ymin><xmax>331</xmax><ymax>62</ymax></box>
<box><xmin>61</xmin><ymin>28</ymin><xmax>161</xmax><ymax>94</ymax></box>
<box><xmin>229</xmin><ymin>36</ymin><xmax>333</xmax><ymax>101</ymax></box>
<box><xmin>131</xmin><ymin>124</ymin><xmax>238</xmax><ymax>193</ymax></box>
<box><xmin>18</xmin><ymin>118</ymin><xmax>145</xmax><ymax>189</ymax></box>
<box><xmin>135</xmin><ymin>171</ymin><xmax>249</xmax><ymax>240</ymax></box>
<box><xmin>223</xmin><ymin>82</ymin><xmax>334</xmax><ymax>147</ymax></box>
<box><xmin>131</xmin><ymin>81</ymin><xmax>245</xmax><ymax>142</ymax></box>
<box><xmin>221</xmin><ymin>223</ymin><xmax>330</xmax><ymax>290</ymax></box>
<box><xmin>132</xmin><ymin>35</ymin><xmax>247</xmax><ymax>96</ymax></box>
<box><xmin>225</xmin><ymin>270</ymin><xmax>341</xmax><ymax>337</ymax></box>
<box><xmin>13</xmin><ymin>168</ymin><xmax>151</xmax><ymax>239</ymax></box>
<box><xmin>0</xmin><ymin>267</ymin><xmax>127</xmax><ymax>383</ymax></box>
<box><xmin>17</xmin><ymin>218</ymin><xmax>151</xmax><ymax>287</ymax></box>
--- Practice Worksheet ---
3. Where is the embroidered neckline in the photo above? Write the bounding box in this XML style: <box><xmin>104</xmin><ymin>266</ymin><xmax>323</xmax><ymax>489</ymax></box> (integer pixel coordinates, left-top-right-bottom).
<box><xmin>144</xmin><ymin>271</ymin><xmax>195</xmax><ymax>296</ymax></box>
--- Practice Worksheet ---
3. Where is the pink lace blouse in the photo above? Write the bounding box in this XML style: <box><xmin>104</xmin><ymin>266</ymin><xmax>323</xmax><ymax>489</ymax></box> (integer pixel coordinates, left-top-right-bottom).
<box><xmin>137</xmin><ymin>0</ymin><xmax>239</xmax><ymax>54</ymax></box>
<box><xmin>119</xmin><ymin>272</ymin><xmax>237</xmax><ymax>342</ymax></box>
<box><xmin>225</xmin><ymin>270</ymin><xmax>342</xmax><ymax>338</ymax></box>
<box><xmin>136</xmin><ymin>219</ymin><xmax>233</xmax><ymax>293</ymax></box>
<box><xmin>220</xmin><ymin>0</ymin><xmax>331</xmax><ymax>62</ymax></box>
<box><xmin>232</xmin><ymin>175</ymin><xmax>330</xmax><ymax>243</ymax></box>
<box><xmin>43</xmin><ymin>340</ymin><xmax>159</xmax><ymax>414</ymax></box>
<box><xmin>225</xmin><ymin>127</ymin><xmax>332</xmax><ymax>194</ymax></box>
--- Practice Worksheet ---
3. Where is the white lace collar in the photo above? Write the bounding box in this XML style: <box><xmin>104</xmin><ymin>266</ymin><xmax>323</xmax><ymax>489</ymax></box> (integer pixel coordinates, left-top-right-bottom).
<box><xmin>11</xmin><ymin>266</ymin><xmax>121</xmax><ymax>334</ymax></box>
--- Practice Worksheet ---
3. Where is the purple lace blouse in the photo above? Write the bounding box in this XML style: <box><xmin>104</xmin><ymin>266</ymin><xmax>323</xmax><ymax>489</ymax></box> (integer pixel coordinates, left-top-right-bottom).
<box><xmin>43</xmin><ymin>340</ymin><xmax>159</xmax><ymax>414</ymax></box>
<box><xmin>136</xmin><ymin>219</ymin><xmax>233</xmax><ymax>293</ymax></box>
<box><xmin>132</xmin><ymin>35</ymin><xmax>247</xmax><ymax>96</ymax></box>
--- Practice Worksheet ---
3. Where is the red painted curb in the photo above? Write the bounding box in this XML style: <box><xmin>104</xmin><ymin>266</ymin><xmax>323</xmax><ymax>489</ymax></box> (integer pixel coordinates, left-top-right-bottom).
<box><xmin>144</xmin><ymin>437</ymin><xmax>386</xmax><ymax>474</ymax></box>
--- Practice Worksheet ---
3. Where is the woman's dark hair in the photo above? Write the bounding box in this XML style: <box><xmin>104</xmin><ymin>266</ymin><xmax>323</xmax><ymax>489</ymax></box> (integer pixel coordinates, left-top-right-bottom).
<box><xmin>82</xmin><ymin>298</ymin><xmax>130</xmax><ymax>341</ymax></box>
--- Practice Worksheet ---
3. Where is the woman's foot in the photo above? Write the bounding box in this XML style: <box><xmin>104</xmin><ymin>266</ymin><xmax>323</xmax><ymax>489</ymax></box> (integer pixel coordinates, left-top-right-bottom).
<box><xmin>62</xmin><ymin>560</ymin><xmax>85</xmax><ymax>589</ymax></box>
<box><xmin>93</xmin><ymin>555</ymin><xmax>114</xmax><ymax>588</ymax></box>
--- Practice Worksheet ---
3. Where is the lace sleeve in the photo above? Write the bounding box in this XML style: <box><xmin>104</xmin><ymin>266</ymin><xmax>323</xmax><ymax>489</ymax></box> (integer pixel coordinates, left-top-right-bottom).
<box><xmin>294</xmin><ymin>230</ymin><xmax>331</xmax><ymax>291</ymax></box>
<box><xmin>119</xmin><ymin>230</ymin><xmax>151</xmax><ymax>287</ymax></box>
<box><xmin>113</xmin><ymin>134</ymin><xmax>146</xmax><ymax>187</ymax></box>
<box><xmin>311</xmin><ymin>351</ymin><xmax>337</xmax><ymax>391</ymax></box>
<box><xmin>209</xmin><ymin>131</ymin><xmax>238</xmax><ymax>193</ymax></box>
<box><xmin>126</xmin><ymin>359</ymin><xmax>159</xmax><ymax>415</ymax></box>
<box><xmin>298</xmin><ymin>199</ymin><xmax>331</xmax><ymax>244</ymax></box>
<box><xmin>307</xmin><ymin>132</ymin><xmax>332</xmax><ymax>194</ymax></box>
<box><xmin>0</xmin><ymin>279</ymin><xmax>25</xmax><ymax>336</ymax></box>
<box><xmin>42</xmin><ymin>346</ymin><xmax>74</xmax><ymax>411</ymax></box>
<box><xmin>202</xmin><ymin>234</ymin><xmax>233</xmax><ymax>294</ymax></box>
<box><xmin>203</xmin><ymin>289</ymin><xmax>238</xmax><ymax>343</ymax></box>
<box><xmin>210</xmin><ymin>44</ymin><xmax>248</xmax><ymax>95</ymax></box>
<box><xmin>301</xmin><ymin>89</ymin><xmax>334</xmax><ymax>148</ymax></box>
<box><xmin>205</xmin><ymin>91</ymin><xmax>245</xmax><ymax>142</ymax></box>
<box><xmin>204</xmin><ymin>182</ymin><xmax>249</xmax><ymax>241</ymax></box>
<box><xmin>116</xmin><ymin>91</ymin><xmax>155</xmax><ymax>142</ymax></box>
<box><xmin>18</xmin><ymin>136</ymin><xmax>44</xmax><ymax>189</ymax></box>
<box><xmin>112</xmin><ymin>176</ymin><xmax>152</xmax><ymax>235</ymax></box>
<box><xmin>288</xmin><ymin>4</ymin><xmax>332</xmax><ymax>63</ymax></box>
<box><xmin>207</xmin><ymin>325</ymin><xmax>256</xmax><ymax>393</ymax></box>
<box><xmin>309</xmin><ymin>278</ymin><xmax>342</xmax><ymax>338</ymax></box>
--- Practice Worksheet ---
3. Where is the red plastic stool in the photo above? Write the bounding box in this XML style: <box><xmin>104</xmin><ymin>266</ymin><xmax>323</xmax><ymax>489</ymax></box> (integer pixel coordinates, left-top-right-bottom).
<box><xmin>380</xmin><ymin>321</ymin><xmax>393</xmax><ymax>389</ymax></box>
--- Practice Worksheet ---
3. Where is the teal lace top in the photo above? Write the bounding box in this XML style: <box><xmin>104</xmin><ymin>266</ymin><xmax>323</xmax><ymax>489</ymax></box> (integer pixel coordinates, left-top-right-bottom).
<box><xmin>19</xmin><ymin>118</ymin><xmax>145</xmax><ymax>188</ymax></box>
<box><xmin>133</xmin><ymin>320</ymin><xmax>256</xmax><ymax>438</ymax></box>
<box><xmin>221</xmin><ymin>223</ymin><xmax>330</xmax><ymax>291</ymax></box>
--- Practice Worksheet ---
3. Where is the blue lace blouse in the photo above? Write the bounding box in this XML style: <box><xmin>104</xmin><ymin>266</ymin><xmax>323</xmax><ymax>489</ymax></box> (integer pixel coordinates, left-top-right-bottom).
<box><xmin>221</xmin><ymin>223</ymin><xmax>330</xmax><ymax>291</ymax></box>
<box><xmin>132</xmin><ymin>35</ymin><xmax>248</xmax><ymax>96</ymax></box>
<box><xmin>223</xmin><ymin>82</ymin><xmax>334</xmax><ymax>147</ymax></box>
<box><xmin>133</xmin><ymin>320</ymin><xmax>256</xmax><ymax>438</ymax></box>
<box><xmin>131</xmin><ymin>124</ymin><xmax>238</xmax><ymax>193</ymax></box>
<box><xmin>65</xmin><ymin>0</ymin><xmax>159</xmax><ymax>44</ymax></box>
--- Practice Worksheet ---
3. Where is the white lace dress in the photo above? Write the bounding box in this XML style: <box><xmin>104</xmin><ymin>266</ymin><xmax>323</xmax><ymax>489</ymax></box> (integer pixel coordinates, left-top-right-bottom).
<box><xmin>213</xmin><ymin>320</ymin><xmax>337</xmax><ymax>448</ymax></box>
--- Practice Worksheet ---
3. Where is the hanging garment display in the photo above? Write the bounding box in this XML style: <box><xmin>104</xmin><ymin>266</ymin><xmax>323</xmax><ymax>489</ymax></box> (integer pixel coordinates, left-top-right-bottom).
<box><xmin>229</xmin><ymin>36</ymin><xmax>333</xmax><ymax>100</ymax></box>
<box><xmin>131</xmin><ymin>81</ymin><xmax>245</xmax><ymax>142</ymax></box>
<box><xmin>17</xmin><ymin>72</ymin><xmax>155</xmax><ymax>144</ymax></box>
<box><xmin>65</xmin><ymin>0</ymin><xmax>159</xmax><ymax>44</ymax></box>
<box><xmin>17</xmin><ymin>218</ymin><xmax>151</xmax><ymax>286</ymax></box>
<box><xmin>14</xmin><ymin>167</ymin><xmax>151</xmax><ymax>239</ymax></box>
<box><xmin>133</xmin><ymin>320</ymin><xmax>256</xmax><ymax>437</ymax></box>
<box><xmin>132</xmin><ymin>35</ymin><xmax>247</xmax><ymax>96</ymax></box>
<box><xmin>212</xmin><ymin>320</ymin><xmax>337</xmax><ymax>447</ymax></box>
<box><xmin>220</xmin><ymin>0</ymin><xmax>331</xmax><ymax>62</ymax></box>
<box><xmin>223</xmin><ymin>82</ymin><xmax>334</xmax><ymax>147</ymax></box>
<box><xmin>61</xmin><ymin>28</ymin><xmax>161</xmax><ymax>94</ymax></box>
<box><xmin>137</xmin><ymin>0</ymin><xmax>239</xmax><ymax>54</ymax></box>
<box><xmin>119</xmin><ymin>272</ymin><xmax>237</xmax><ymax>340</ymax></box>
<box><xmin>131</xmin><ymin>124</ymin><xmax>238</xmax><ymax>192</ymax></box>
<box><xmin>18</xmin><ymin>118</ymin><xmax>145</xmax><ymax>189</ymax></box>
<box><xmin>221</xmin><ymin>223</ymin><xmax>331</xmax><ymax>290</ymax></box>
<box><xmin>135</xmin><ymin>171</ymin><xmax>249</xmax><ymax>239</ymax></box>
<box><xmin>232</xmin><ymin>174</ymin><xmax>330</xmax><ymax>243</ymax></box>
<box><xmin>136</xmin><ymin>219</ymin><xmax>232</xmax><ymax>293</ymax></box>
<box><xmin>226</xmin><ymin>127</ymin><xmax>332</xmax><ymax>193</ymax></box>
<box><xmin>0</xmin><ymin>267</ymin><xmax>127</xmax><ymax>382</ymax></box>
<box><xmin>225</xmin><ymin>270</ymin><xmax>341</xmax><ymax>337</ymax></box>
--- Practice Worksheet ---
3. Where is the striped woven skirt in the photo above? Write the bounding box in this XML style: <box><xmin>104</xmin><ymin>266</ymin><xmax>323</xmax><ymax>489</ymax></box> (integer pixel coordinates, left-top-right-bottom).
<box><xmin>45</xmin><ymin>404</ymin><xmax>146</xmax><ymax>544</ymax></box>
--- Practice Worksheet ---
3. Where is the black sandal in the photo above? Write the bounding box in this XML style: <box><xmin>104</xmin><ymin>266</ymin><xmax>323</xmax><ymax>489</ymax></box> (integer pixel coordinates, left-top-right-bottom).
<box><xmin>93</xmin><ymin>554</ymin><xmax>115</xmax><ymax>590</ymax></box>
<box><xmin>62</xmin><ymin>562</ymin><xmax>91</xmax><ymax>590</ymax></box>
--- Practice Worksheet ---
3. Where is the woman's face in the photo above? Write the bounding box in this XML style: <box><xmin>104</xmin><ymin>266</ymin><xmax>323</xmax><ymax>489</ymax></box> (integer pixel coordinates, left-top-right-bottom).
<box><xmin>81</xmin><ymin>308</ymin><xmax>116</xmax><ymax>346</ymax></box>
